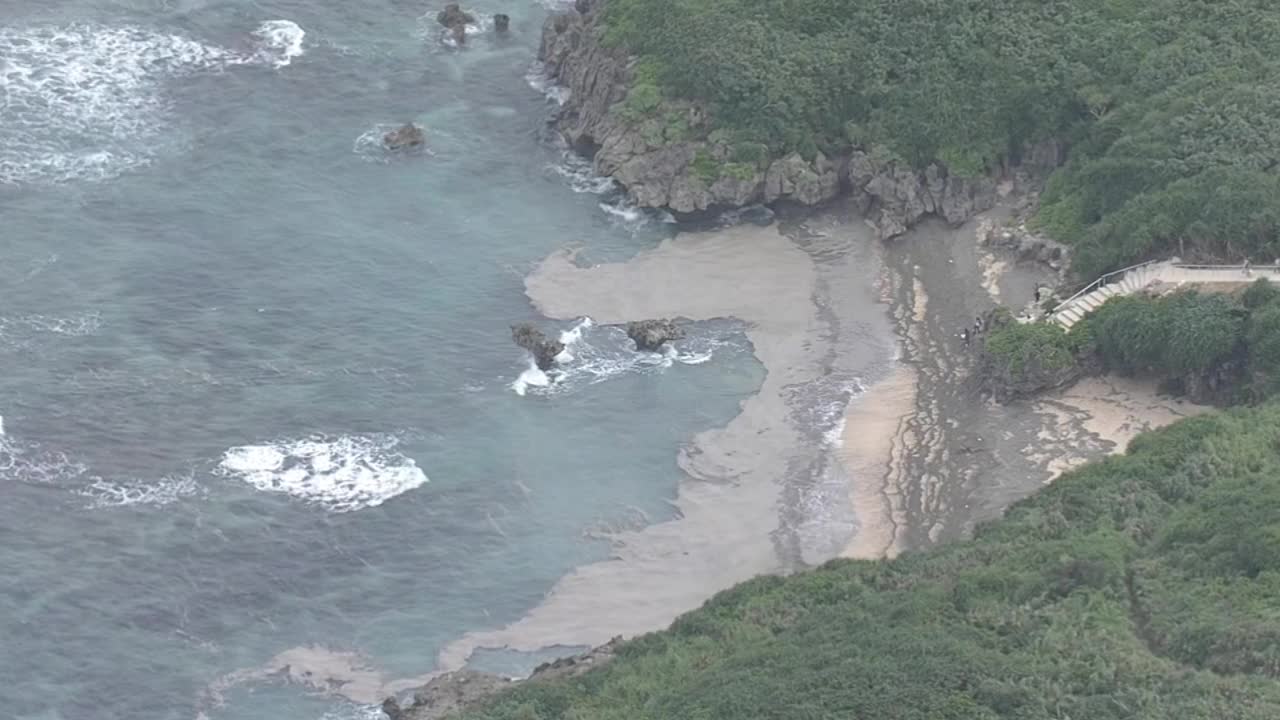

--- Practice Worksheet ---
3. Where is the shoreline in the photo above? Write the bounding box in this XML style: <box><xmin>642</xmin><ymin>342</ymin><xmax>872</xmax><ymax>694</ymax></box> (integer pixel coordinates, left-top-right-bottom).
<box><xmin>832</xmin><ymin>207</ymin><xmax>1212</xmax><ymax>562</ymax></box>
<box><xmin>203</xmin><ymin>206</ymin><xmax>1209</xmax><ymax>715</ymax></box>
<box><xmin>427</xmin><ymin>217</ymin><xmax>894</xmax><ymax>675</ymax></box>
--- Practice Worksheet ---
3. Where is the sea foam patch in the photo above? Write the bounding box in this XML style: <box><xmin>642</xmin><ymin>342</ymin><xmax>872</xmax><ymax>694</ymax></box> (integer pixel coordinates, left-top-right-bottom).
<box><xmin>77</xmin><ymin>475</ymin><xmax>203</xmax><ymax>509</ymax></box>
<box><xmin>545</xmin><ymin>148</ymin><xmax>674</xmax><ymax>231</ymax></box>
<box><xmin>512</xmin><ymin>317</ymin><xmax>745</xmax><ymax>396</ymax></box>
<box><xmin>0</xmin><ymin>20</ymin><xmax>304</xmax><ymax>185</ymax></box>
<box><xmin>217</xmin><ymin>434</ymin><xmax>427</xmax><ymax>512</ymax></box>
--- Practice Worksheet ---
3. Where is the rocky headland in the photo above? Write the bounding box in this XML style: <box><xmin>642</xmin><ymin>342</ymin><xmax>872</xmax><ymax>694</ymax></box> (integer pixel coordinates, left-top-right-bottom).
<box><xmin>537</xmin><ymin>0</ymin><xmax>1064</xmax><ymax>238</ymax></box>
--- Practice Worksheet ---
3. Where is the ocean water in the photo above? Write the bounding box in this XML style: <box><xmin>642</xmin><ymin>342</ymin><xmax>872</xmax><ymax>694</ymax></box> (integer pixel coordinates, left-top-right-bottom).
<box><xmin>0</xmin><ymin>2</ymin><xmax>769</xmax><ymax>718</ymax></box>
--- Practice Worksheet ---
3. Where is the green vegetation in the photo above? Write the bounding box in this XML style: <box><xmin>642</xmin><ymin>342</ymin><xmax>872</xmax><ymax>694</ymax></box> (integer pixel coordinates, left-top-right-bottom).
<box><xmin>984</xmin><ymin>314</ymin><xmax>1080</xmax><ymax>378</ymax></box>
<box><xmin>458</xmin><ymin>404</ymin><xmax>1280</xmax><ymax>719</ymax></box>
<box><xmin>1085</xmin><ymin>292</ymin><xmax>1244</xmax><ymax>376</ymax></box>
<box><xmin>599</xmin><ymin>0</ymin><xmax>1280</xmax><ymax>275</ymax></box>
<box><xmin>983</xmin><ymin>283</ymin><xmax>1280</xmax><ymax>400</ymax></box>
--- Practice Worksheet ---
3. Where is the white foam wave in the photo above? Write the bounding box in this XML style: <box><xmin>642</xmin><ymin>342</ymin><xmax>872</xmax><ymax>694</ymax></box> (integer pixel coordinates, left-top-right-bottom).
<box><xmin>0</xmin><ymin>428</ymin><xmax>89</xmax><ymax>486</ymax></box>
<box><xmin>526</xmin><ymin>62</ymin><xmax>570</xmax><ymax>106</ymax></box>
<box><xmin>512</xmin><ymin>318</ymin><xmax>742</xmax><ymax>396</ymax></box>
<box><xmin>78</xmin><ymin>475</ymin><xmax>202</xmax><ymax>509</ymax></box>
<box><xmin>548</xmin><ymin>151</ymin><xmax>614</xmax><ymax>195</ymax></box>
<box><xmin>0</xmin><ymin>21</ymin><xmax>303</xmax><ymax>185</ymax></box>
<box><xmin>251</xmin><ymin>20</ymin><xmax>306</xmax><ymax>68</ymax></box>
<box><xmin>511</xmin><ymin>361</ymin><xmax>551</xmax><ymax>396</ymax></box>
<box><xmin>823</xmin><ymin>416</ymin><xmax>847</xmax><ymax>449</ymax></box>
<box><xmin>352</xmin><ymin>123</ymin><xmax>434</xmax><ymax>162</ymax></box>
<box><xmin>418</xmin><ymin>11</ymin><xmax>493</xmax><ymax>48</ymax></box>
<box><xmin>216</xmin><ymin>434</ymin><xmax>428</xmax><ymax>512</ymax></box>
<box><xmin>320</xmin><ymin>705</ymin><xmax>386</xmax><ymax>720</ymax></box>
<box><xmin>786</xmin><ymin>376</ymin><xmax>865</xmax><ymax>449</ymax></box>
<box><xmin>545</xmin><ymin>146</ymin><xmax>674</xmax><ymax>230</ymax></box>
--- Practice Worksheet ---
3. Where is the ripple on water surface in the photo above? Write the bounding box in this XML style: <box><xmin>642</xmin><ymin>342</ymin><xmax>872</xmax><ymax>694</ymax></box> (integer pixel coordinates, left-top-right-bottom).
<box><xmin>0</xmin><ymin>20</ymin><xmax>304</xmax><ymax>185</ymax></box>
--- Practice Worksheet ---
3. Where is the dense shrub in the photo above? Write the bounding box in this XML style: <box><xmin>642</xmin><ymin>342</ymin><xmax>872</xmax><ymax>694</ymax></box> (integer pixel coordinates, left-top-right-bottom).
<box><xmin>458</xmin><ymin>405</ymin><xmax>1280</xmax><ymax>719</ymax></box>
<box><xmin>1084</xmin><ymin>291</ymin><xmax>1243</xmax><ymax>376</ymax></box>
<box><xmin>599</xmin><ymin>0</ymin><xmax>1280</xmax><ymax>275</ymax></box>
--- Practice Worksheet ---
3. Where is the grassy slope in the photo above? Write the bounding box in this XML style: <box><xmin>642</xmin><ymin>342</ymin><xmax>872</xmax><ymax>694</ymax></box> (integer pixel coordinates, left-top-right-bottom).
<box><xmin>458</xmin><ymin>403</ymin><xmax>1280</xmax><ymax>719</ymax></box>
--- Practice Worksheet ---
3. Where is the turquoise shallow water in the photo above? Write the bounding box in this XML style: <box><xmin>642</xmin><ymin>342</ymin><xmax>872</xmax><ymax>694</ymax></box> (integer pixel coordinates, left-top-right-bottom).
<box><xmin>0</xmin><ymin>2</ymin><xmax>765</xmax><ymax>718</ymax></box>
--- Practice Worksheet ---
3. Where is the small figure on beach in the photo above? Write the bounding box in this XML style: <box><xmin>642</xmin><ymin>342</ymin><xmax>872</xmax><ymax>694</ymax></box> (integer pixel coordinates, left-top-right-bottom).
<box><xmin>1244</xmin><ymin>259</ymin><xmax>1252</xmax><ymax>276</ymax></box>
<box><xmin>959</xmin><ymin>328</ymin><xmax>970</xmax><ymax>346</ymax></box>
<box><xmin>974</xmin><ymin>315</ymin><xmax>984</xmax><ymax>333</ymax></box>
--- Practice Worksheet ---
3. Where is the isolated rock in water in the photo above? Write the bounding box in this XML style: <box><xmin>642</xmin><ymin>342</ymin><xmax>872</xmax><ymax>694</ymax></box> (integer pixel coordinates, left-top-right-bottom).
<box><xmin>381</xmin><ymin>697</ymin><xmax>405</xmax><ymax>720</ymax></box>
<box><xmin>626</xmin><ymin>319</ymin><xmax>685</xmax><ymax>352</ymax></box>
<box><xmin>383</xmin><ymin>123</ymin><xmax>425</xmax><ymax>151</ymax></box>
<box><xmin>493</xmin><ymin>14</ymin><xmax>510</xmax><ymax>32</ymax></box>
<box><xmin>437</xmin><ymin>3</ymin><xmax>475</xmax><ymax>28</ymax></box>
<box><xmin>512</xmin><ymin>323</ymin><xmax>565</xmax><ymax>370</ymax></box>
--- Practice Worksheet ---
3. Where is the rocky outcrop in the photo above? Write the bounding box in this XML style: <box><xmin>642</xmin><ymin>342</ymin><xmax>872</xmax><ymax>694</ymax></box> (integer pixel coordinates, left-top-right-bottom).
<box><xmin>437</xmin><ymin>4</ymin><xmax>475</xmax><ymax>28</ymax></box>
<box><xmin>974</xmin><ymin>310</ymin><xmax>1092</xmax><ymax>403</ymax></box>
<box><xmin>537</xmin><ymin>5</ymin><xmax>843</xmax><ymax>214</ymax></box>
<box><xmin>847</xmin><ymin>151</ymin><xmax>998</xmax><ymax>240</ymax></box>
<box><xmin>511</xmin><ymin>323</ymin><xmax>564</xmax><ymax>370</ymax></box>
<box><xmin>383</xmin><ymin>123</ymin><xmax>425</xmax><ymax>151</ymax></box>
<box><xmin>537</xmin><ymin>1</ymin><xmax>1027</xmax><ymax>232</ymax></box>
<box><xmin>493</xmin><ymin>13</ymin><xmax>510</xmax><ymax>33</ymax></box>
<box><xmin>399</xmin><ymin>638</ymin><xmax>622</xmax><ymax>719</ymax></box>
<box><xmin>981</xmin><ymin>221</ymin><xmax>1071</xmax><ymax>270</ymax></box>
<box><xmin>626</xmin><ymin>319</ymin><xmax>684</xmax><ymax>351</ymax></box>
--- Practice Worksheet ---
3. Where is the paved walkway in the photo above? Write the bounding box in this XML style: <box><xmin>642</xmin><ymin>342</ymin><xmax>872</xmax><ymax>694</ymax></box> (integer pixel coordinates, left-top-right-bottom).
<box><xmin>1050</xmin><ymin>261</ymin><xmax>1269</xmax><ymax>329</ymax></box>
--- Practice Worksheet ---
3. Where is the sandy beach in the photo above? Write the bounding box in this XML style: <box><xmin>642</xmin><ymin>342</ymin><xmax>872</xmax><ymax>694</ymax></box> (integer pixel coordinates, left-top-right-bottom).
<box><xmin>211</xmin><ymin>207</ymin><xmax>1213</xmax><ymax>707</ymax></box>
<box><xmin>834</xmin><ymin>209</ymin><xmax>1211</xmax><ymax>561</ymax></box>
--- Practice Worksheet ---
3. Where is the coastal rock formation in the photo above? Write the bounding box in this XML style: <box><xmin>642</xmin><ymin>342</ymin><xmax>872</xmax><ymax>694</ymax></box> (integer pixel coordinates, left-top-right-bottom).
<box><xmin>847</xmin><ymin>151</ymin><xmax>998</xmax><ymax>240</ymax></box>
<box><xmin>383</xmin><ymin>123</ymin><xmax>425</xmax><ymax>151</ymax></box>
<box><xmin>493</xmin><ymin>13</ymin><xmax>510</xmax><ymax>33</ymax></box>
<box><xmin>974</xmin><ymin>310</ymin><xmax>1091</xmax><ymax>403</ymax></box>
<box><xmin>436</xmin><ymin>4</ymin><xmax>474</xmax><ymax>28</ymax></box>
<box><xmin>398</xmin><ymin>638</ymin><xmax>621</xmax><ymax>719</ymax></box>
<box><xmin>511</xmin><ymin>323</ymin><xmax>564</xmax><ymax>370</ymax></box>
<box><xmin>626</xmin><ymin>319</ymin><xmax>684</xmax><ymax>351</ymax></box>
<box><xmin>981</xmin><ymin>221</ymin><xmax>1071</xmax><ymax>270</ymax></box>
<box><xmin>537</xmin><ymin>1</ymin><xmax>1014</xmax><ymax>232</ymax></box>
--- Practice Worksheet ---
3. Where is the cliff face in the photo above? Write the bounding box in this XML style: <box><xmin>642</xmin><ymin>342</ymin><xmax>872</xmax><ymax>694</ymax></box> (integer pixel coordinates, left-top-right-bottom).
<box><xmin>537</xmin><ymin>0</ymin><xmax>1003</xmax><ymax>237</ymax></box>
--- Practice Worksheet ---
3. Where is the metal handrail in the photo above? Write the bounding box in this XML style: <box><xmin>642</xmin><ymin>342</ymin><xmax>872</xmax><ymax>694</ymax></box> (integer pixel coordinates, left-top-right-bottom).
<box><xmin>1170</xmin><ymin>263</ymin><xmax>1275</xmax><ymax>270</ymax></box>
<box><xmin>1053</xmin><ymin>258</ymin><xmax>1164</xmax><ymax>312</ymax></box>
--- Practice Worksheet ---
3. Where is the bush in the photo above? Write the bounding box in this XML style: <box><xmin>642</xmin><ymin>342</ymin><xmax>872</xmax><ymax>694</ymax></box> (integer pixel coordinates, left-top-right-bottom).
<box><xmin>985</xmin><ymin>321</ymin><xmax>1078</xmax><ymax>376</ymax></box>
<box><xmin>1243</xmin><ymin>278</ymin><xmax>1280</xmax><ymax>310</ymax></box>
<box><xmin>1086</xmin><ymin>292</ymin><xmax>1242</xmax><ymax>376</ymax></box>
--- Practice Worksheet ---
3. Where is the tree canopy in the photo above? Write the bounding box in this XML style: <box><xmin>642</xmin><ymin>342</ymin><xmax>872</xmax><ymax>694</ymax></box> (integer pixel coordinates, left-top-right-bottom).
<box><xmin>601</xmin><ymin>0</ymin><xmax>1280</xmax><ymax>275</ymax></box>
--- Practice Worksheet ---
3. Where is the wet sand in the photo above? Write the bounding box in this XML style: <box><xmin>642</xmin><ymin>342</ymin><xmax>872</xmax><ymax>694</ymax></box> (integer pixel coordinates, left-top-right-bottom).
<box><xmin>208</xmin><ymin>206</ymin><xmax>1212</xmax><ymax>710</ymax></box>
<box><xmin>430</xmin><ymin>219</ymin><xmax>894</xmax><ymax>674</ymax></box>
<box><xmin>835</xmin><ymin>207</ymin><xmax>1211</xmax><ymax>560</ymax></box>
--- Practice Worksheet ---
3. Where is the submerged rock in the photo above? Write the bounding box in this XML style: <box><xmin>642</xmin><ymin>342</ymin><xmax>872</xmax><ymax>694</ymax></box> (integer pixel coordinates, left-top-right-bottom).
<box><xmin>398</xmin><ymin>638</ymin><xmax>621</xmax><ymax>719</ymax></box>
<box><xmin>493</xmin><ymin>13</ymin><xmax>510</xmax><ymax>33</ymax></box>
<box><xmin>511</xmin><ymin>323</ymin><xmax>565</xmax><ymax>370</ymax></box>
<box><xmin>381</xmin><ymin>697</ymin><xmax>405</xmax><ymax>720</ymax></box>
<box><xmin>437</xmin><ymin>3</ymin><xmax>475</xmax><ymax>28</ymax></box>
<box><xmin>383</xmin><ymin>123</ymin><xmax>425</xmax><ymax>151</ymax></box>
<box><xmin>626</xmin><ymin>319</ymin><xmax>684</xmax><ymax>351</ymax></box>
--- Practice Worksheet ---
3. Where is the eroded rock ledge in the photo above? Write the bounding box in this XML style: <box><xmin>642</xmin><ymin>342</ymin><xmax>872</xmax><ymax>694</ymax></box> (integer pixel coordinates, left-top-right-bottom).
<box><xmin>537</xmin><ymin>0</ymin><xmax>1061</xmax><ymax>237</ymax></box>
<box><xmin>392</xmin><ymin>639</ymin><xmax>621</xmax><ymax>720</ymax></box>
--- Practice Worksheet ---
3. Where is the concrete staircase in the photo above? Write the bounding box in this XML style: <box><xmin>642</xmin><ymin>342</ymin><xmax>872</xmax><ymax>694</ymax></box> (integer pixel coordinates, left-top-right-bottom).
<box><xmin>1050</xmin><ymin>261</ymin><xmax>1262</xmax><ymax>330</ymax></box>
